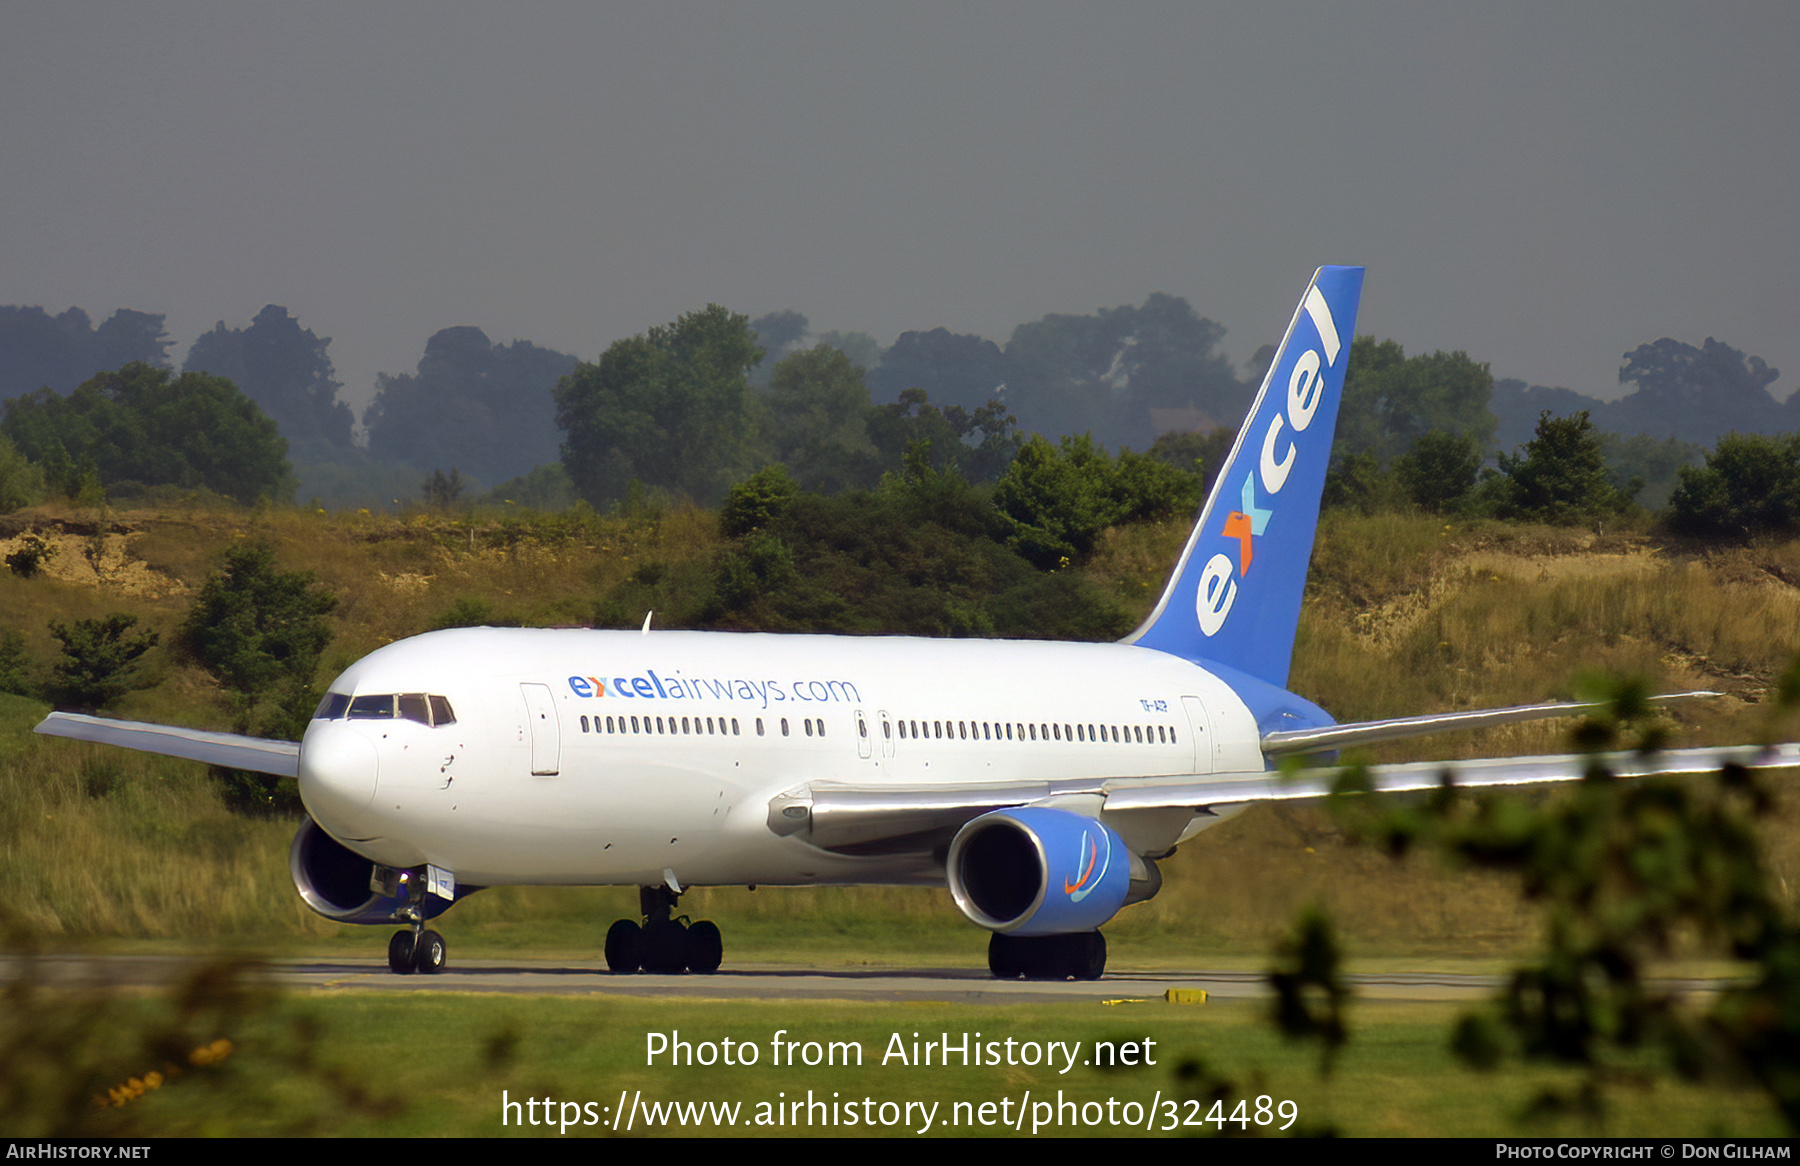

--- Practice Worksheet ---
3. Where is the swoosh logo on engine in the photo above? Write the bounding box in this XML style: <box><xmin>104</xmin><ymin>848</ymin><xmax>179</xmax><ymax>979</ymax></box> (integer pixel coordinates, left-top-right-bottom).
<box><xmin>1064</xmin><ymin>826</ymin><xmax>1112</xmax><ymax>902</ymax></box>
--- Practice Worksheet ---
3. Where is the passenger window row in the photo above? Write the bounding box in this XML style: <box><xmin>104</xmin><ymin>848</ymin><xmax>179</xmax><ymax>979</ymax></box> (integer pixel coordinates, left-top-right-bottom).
<box><xmin>580</xmin><ymin>714</ymin><xmax>743</xmax><ymax>737</ymax></box>
<box><xmin>892</xmin><ymin>719</ymin><xmax>1175</xmax><ymax>746</ymax></box>
<box><xmin>570</xmin><ymin>709</ymin><xmax>1172</xmax><ymax>748</ymax></box>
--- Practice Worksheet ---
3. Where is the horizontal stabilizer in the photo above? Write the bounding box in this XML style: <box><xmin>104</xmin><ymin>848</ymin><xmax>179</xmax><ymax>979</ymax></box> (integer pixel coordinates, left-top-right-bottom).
<box><xmin>1260</xmin><ymin>691</ymin><xmax>1723</xmax><ymax>755</ymax></box>
<box><xmin>35</xmin><ymin>712</ymin><xmax>300</xmax><ymax>778</ymax></box>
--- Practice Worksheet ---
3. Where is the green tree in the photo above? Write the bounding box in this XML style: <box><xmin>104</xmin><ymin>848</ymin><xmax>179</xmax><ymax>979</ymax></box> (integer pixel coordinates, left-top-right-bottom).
<box><xmin>556</xmin><ymin>305</ymin><xmax>763</xmax><ymax>506</ymax></box>
<box><xmin>1394</xmin><ymin>430</ymin><xmax>1483</xmax><ymax>513</ymax></box>
<box><xmin>1499</xmin><ymin>411</ymin><xmax>1624</xmax><ymax>525</ymax></box>
<box><xmin>0</xmin><ymin>306</ymin><xmax>170</xmax><ymax>399</ymax></box>
<box><xmin>184</xmin><ymin>306</ymin><xmax>354</xmax><ymax>462</ymax></box>
<box><xmin>178</xmin><ymin>543</ymin><xmax>337</xmax><ymax>813</ymax></box>
<box><xmin>421</xmin><ymin>467</ymin><xmax>466</xmax><ymax>511</ymax></box>
<box><xmin>479</xmin><ymin>462</ymin><xmax>577</xmax><ymax>511</ymax></box>
<box><xmin>0</xmin><ymin>628</ymin><xmax>32</xmax><ymax>696</ymax></box>
<box><xmin>815</xmin><ymin>329</ymin><xmax>882</xmax><ymax>372</ymax></box>
<box><xmin>612</xmin><ymin>476</ymin><xmax>1131</xmax><ymax>641</ymax></box>
<box><xmin>179</xmin><ymin>543</ymin><xmax>337</xmax><ymax>706</ymax></box>
<box><xmin>1666</xmin><ymin>432</ymin><xmax>1800</xmax><ymax>540</ymax></box>
<box><xmin>46</xmin><ymin>614</ymin><xmax>157</xmax><ymax>712</ymax></box>
<box><xmin>1614</xmin><ymin>336</ymin><xmax>1782</xmax><ymax>444</ymax></box>
<box><xmin>748</xmin><ymin>310</ymin><xmax>809</xmax><ymax>386</ymax></box>
<box><xmin>1320</xmin><ymin>450</ymin><xmax>1406</xmax><ymax>514</ymax></box>
<box><xmin>1599</xmin><ymin>433</ymin><xmax>1704</xmax><ymax>511</ymax></box>
<box><xmin>1146</xmin><ymin>426</ymin><xmax>1236</xmax><ymax>501</ymax></box>
<box><xmin>2</xmin><ymin>363</ymin><xmax>292</xmax><ymax>505</ymax></box>
<box><xmin>365</xmin><ymin>326</ymin><xmax>578</xmax><ymax>487</ymax></box>
<box><xmin>759</xmin><ymin>345</ymin><xmax>879</xmax><ymax>492</ymax></box>
<box><xmin>866</xmin><ymin>389</ymin><xmax>1021</xmax><ymax>484</ymax></box>
<box><xmin>1336</xmin><ymin>337</ymin><xmax>1496</xmax><ymax>463</ymax></box>
<box><xmin>0</xmin><ymin>433</ymin><xmax>45</xmax><ymax>513</ymax></box>
<box><xmin>867</xmin><ymin>327</ymin><xmax>1008</xmax><ymax>414</ymax></box>
<box><xmin>180</xmin><ymin>541</ymin><xmax>335</xmax><ymax>741</ymax></box>
<box><xmin>1003</xmin><ymin>294</ymin><xmax>1247</xmax><ymax>452</ymax></box>
<box><xmin>992</xmin><ymin>434</ymin><xmax>1201</xmax><ymax>568</ymax></box>
<box><xmin>720</xmin><ymin>464</ymin><xmax>801</xmax><ymax>538</ymax></box>
<box><xmin>993</xmin><ymin>433</ymin><xmax>1102</xmax><ymax>566</ymax></box>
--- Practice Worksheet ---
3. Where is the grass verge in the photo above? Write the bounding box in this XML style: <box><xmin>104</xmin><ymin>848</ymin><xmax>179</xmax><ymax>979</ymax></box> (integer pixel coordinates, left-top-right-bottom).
<box><xmin>37</xmin><ymin>986</ymin><xmax>1786</xmax><ymax>1138</ymax></box>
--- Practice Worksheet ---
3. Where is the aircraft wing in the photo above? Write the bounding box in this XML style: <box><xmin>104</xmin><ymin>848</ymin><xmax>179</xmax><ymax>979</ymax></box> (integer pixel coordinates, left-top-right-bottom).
<box><xmin>1259</xmin><ymin>691</ymin><xmax>1720</xmax><ymax>755</ymax></box>
<box><xmin>34</xmin><ymin>712</ymin><xmax>300</xmax><ymax>778</ymax></box>
<box><xmin>772</xmin><ymin>742</ymin><xmax>1800</xmax><ymax>854</ymax></box>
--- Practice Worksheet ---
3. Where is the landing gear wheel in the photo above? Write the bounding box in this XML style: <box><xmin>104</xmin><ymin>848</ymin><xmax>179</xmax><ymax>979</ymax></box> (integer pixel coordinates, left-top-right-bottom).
<box><xmin>986</xmin><ymin>932</ymin><xmax>1107</xmax><ymax>980</ymax></box>
<box><xmin>1071</xmin><ymin>931</ymin><xmax>1106</xmax><ymax>981</ymax></box>
<box><xmin>414</xmin><ymin>929</ymin><xmax>447</xmax><ymax>974</ymax></box>
<box><xmin>687</xmin><ymin>920</ymin><xmax>723</xmax><ymax>973</ymax></box>
<box><xmin>388</xmin><ymin>930</ymin><xmax>417</xmax><ymax>975</ymax></box>
<box><xmin>641</xmin><ymin>920</ymin><xmax>691</xmax><ymax>973</ymax></box>
<box><xmin>605</xmin><ymin>919</ymin><xmax>642</xmax><ymax>973</ymax></box>
<box><xmin>987</xmin><ymin>932</ymin><xmax>1023</xmax><ymax>979</ymax></box>
<box><xmin>608</xmin><ymin>884</ymin><xmax>728</xmax><ymax>976</ymax></box>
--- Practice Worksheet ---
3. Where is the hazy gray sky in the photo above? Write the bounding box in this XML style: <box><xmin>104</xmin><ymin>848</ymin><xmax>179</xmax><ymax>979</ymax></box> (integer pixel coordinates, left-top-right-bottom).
<box><xmin>4</xmin><ymin>3</ymin><xmax>1795</xmax><ymax>419</ymax></box>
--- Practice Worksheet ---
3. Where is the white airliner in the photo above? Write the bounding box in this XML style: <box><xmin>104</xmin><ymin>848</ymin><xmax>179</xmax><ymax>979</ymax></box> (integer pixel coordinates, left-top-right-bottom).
<box><xmin>37</xmin><ymin>266</ymin><xmax>1798</xmax><ymax>980</ymax></box>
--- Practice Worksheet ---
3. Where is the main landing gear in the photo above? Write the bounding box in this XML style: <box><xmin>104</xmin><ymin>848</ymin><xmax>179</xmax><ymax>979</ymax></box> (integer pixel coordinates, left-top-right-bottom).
<box><xmin>604</xmin><ymin>885</ymin><xmax>724</xmax><ymax>974</ymax></box>
<box><xmin>387</xmin><ymin>923</ymin><xmax>447</xmax><ymax>975</ymax></box>
<box><xmin>987</xmin><ymin>930</ymin><xmax>1106</xmax><ymax>981</ymax></box>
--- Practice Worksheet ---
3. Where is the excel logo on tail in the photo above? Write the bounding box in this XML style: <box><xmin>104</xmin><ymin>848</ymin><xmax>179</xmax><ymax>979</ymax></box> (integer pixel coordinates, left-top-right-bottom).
<box><xmin>1220</xmin><ymin>472</ymin><xmax>1272</xmax><ymax>576</ymax></box>
<box><xmin>1195</xmin><ymin>283</ymin><xmax>1343</xmax><ymax>637</ymax></box>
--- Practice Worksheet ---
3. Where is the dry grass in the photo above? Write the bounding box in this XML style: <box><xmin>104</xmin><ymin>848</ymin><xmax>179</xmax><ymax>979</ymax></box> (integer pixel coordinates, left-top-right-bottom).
<box><xmin>4</xmin><ymin>503</ymin><xmax>1800</xmax><ymax>958</ymax></box>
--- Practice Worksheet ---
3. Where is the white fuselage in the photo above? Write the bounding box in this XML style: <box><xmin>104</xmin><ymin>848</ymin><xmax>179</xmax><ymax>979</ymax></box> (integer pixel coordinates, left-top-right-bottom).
<box><xmin>298</xmin><ymin>627</ymin><xmax>1264</xmax><ymax>888</ymax></box>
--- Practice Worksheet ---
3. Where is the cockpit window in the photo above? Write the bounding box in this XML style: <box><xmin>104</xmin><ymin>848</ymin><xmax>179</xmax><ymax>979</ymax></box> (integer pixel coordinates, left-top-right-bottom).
<box><xmin>313</xmin><ymin>692</ymin><xmax>351</xmax><ymax>720</ymax></box>
<box><xmin>348</xmin><ymin>694</ymin><xmax>396</xmax><ymax>720</ymax></box>
<box><xmin>318</xmin><ymin>692</ymin><xmax>457</xmax><ymax>727</ymax></box>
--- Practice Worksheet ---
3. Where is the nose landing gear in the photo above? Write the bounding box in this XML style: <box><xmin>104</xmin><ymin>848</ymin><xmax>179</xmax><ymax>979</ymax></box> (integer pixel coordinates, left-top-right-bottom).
<box><xmin>386</xmin><ymin>906</ymin><xmax>447</xmax><ymax>975</ymax></box>
<box><xmin>604</xmin><ymin>885</ymin><xmax>724</xmax><ymax>973</ymax></box>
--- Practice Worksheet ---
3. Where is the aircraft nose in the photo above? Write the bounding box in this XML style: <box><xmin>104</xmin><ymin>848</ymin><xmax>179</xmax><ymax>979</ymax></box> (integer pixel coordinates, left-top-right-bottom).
<box><xmin>297</xmin><ymin>724</ymin><xmax>379</xmax><ymax>830</ymax></box>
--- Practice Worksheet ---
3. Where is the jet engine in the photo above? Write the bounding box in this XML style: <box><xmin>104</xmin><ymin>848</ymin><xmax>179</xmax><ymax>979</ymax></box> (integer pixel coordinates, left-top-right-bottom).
<box><xmin>946</xmin><ymin>807</ymin><xmax>1131</xmax><ymax>935</ymax></box>
<box><xmin>288</xmin><ymin>818</ymin><xmax>454</xmax><ymax>925</ymax></box>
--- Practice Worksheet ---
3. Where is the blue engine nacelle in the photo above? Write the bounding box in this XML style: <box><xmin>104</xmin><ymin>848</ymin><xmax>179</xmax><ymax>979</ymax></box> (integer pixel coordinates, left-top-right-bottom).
<box><xmin>946</xmin><ymin>807</ymin><xmax>1131</xmax><ymax>936</ymax></box>
<box><xmin>288</xmin><ymin>818</ymin><xmax>457</xmax><ymax>925</ymax></box>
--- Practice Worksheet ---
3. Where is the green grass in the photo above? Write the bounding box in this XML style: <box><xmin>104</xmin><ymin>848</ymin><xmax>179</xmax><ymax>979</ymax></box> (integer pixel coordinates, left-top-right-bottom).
<box><xmin>30</xmin><ymin>987</ymin><xmax>1785</xmax><ymax>1137</ymax></box>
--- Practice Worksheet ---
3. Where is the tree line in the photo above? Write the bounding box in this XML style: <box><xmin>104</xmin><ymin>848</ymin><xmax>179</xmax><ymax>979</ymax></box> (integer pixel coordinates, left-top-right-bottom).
<box><xmin>1</xmin><ymin>290</ymin><xmax>1797</xmax><ymax>540</ymax></box>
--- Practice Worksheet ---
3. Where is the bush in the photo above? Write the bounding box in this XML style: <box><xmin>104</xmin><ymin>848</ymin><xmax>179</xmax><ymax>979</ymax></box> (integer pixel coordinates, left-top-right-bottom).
<box><xmin>1394</xmin><ymin>431</ymin><xmax>1482</xmax><ymax>514</ymax></box>
<box><xmin>177</xmin><ymin>542</ymin><xmax>337</xmax><ymax>813</ymax></box>
<box><xmin>46</xmin><ymin>614</ymin><xmax>158</xmax><ymax>712</ymax></box>
<box><xmin>177</xmin><ymin>543</ymin><xmax>337</xmax><ymax>701</ymax></box>
<box><xmin>1666</xmin><ymin>432</ymin><xmax>1800</xmax><ymax>540</ymax></box>
<box><xmin>2</xmin><ymin>363</ymin><xmax>293</xmax><ymax>505</ymax></box>
<box><xmin>1498</xmin><ymin>411</ymin><xmax>1625</xmax><ymax>525</ymax></box>
<box><xmin>992</xmin><ymin>435</ymin><xmax>1200</xmax><ymax>568</ymax></box>
<box><xmin>0</xmin><ymin>628</ymin><xmax>34</xmax><ymax>696</ymax></box>
<box><xmin>720</xmin><ymin>464</ymin><xmax>800</xmax><ymax>537</ymax></box>
<box><xmin>5</xmin><ymin>533</ymin><xmax>56</xmax><ymax>578</ymax></box>
<box><xmin>0</xmin><ymin>433</ymin><xmax>45</xmax><ymax>513</ymax></box>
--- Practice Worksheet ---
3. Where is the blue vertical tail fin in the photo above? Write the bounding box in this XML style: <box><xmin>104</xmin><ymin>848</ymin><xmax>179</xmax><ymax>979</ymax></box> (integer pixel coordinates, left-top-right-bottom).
<box><xmin>1123</xmin><ymin>265</ymin><xmax>1364</xmax><ymax>689</ymax></box>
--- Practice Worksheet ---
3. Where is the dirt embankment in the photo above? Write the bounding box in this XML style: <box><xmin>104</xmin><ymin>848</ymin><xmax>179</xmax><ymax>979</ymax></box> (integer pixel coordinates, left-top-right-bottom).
<box><xmin>0</xmin><ymin>517</ymin><xmax>188</xmax><ymax>598</ymax></box>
